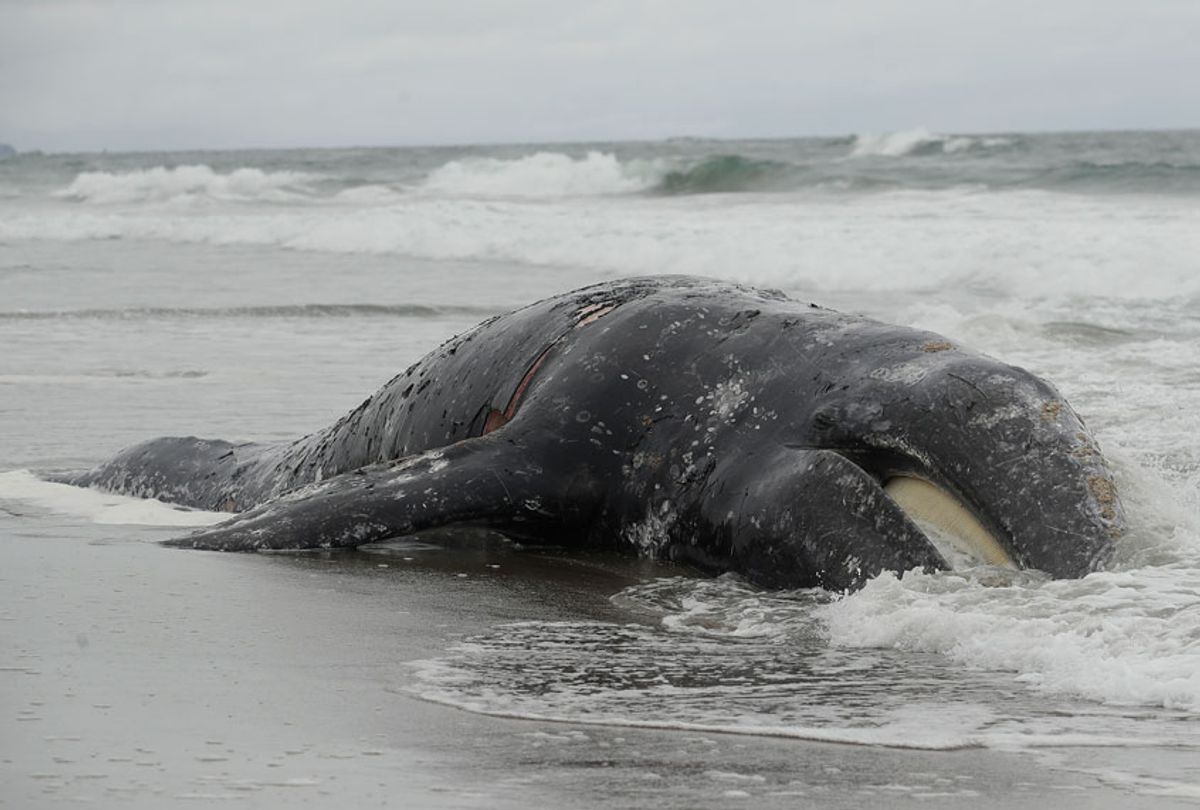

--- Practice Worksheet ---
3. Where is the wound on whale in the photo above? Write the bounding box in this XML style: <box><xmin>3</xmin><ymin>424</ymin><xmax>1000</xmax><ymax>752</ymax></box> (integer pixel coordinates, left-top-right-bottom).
<box><xmin>53</xmin><ymin>276</ymin><xmax>1124</xmax><ymax>591</ymax></box>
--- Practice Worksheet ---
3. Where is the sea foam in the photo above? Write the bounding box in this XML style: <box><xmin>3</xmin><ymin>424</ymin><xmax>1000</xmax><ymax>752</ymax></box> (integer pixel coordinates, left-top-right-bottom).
<box><xmin>819</xmin><ymin>565</ymin><xmax>1200</xmax><ymax>712</ymax></box>
<box><xmin>407</xmin><ymin>568</ymin><xmax>1200</xmax><ymax>750</ymax></box>
<box><xmin>6</xmin><ymin>189</ymin><xmax>1197</xmax><ymax>299</ymax></box>
<box><xmin>56</xmin><ymin>165</ymin><xmax>319</xmax><ymax>204</ymax></box>
<box><xmin>851</xmin><ymin>128</ymin><xmax>1010</xmax><ymax>157</ymax></box>
<box><xmin>419</xmin><ymin>151</ymin><xmax>658</xmax><ymax>197</ymax></box>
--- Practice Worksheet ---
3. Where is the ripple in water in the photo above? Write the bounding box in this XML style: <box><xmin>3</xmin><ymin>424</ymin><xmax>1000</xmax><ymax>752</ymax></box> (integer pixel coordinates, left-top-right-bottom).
<box><xmin>406</xmin><ymin>572</ymin><xmax>1200</xmax><ymax>751</ymax></box>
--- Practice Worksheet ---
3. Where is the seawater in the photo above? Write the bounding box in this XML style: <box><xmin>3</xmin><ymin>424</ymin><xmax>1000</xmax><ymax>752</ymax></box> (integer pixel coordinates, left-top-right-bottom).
<box><xmin>2</xmin><ymin>129</ymin><xmax>1199</xmax><ymax>797</ymax></box>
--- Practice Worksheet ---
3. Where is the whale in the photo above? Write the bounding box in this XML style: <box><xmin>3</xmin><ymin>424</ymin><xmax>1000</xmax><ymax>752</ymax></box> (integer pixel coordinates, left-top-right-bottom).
<box><xmin>55</xmin><ymin>276</ymin><xmax>1123</xmax><ymax>590</ymax></box>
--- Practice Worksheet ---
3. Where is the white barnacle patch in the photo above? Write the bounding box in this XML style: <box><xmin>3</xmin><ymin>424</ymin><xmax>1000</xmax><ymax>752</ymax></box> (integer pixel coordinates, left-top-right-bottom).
<box><xmin>622</xmin><ymin>501</ymin><xmax>677</xmax><ymax>557</ymax></box>
<box><xmin>844</xmin><ymin>555</ymin><xmax>863</xmax><ymax>579</ymax></box>
<box><xmin>709</xmin><ymin>378</ymin><xmax>750</xmax><ymax>423</ymax></box>
<box><xmin>968</xmin><ymin>403</ymin><xmax>1025</xmax><ymax>430</ymax></box>
<box><xmin>844</xmin><ymin>400</ymin><xmax>884</xmax><ymax>421</ymax></box>
<box><xmin>868</xmin><ymin>362</ymin><xmax>931</xmax><ymax>385</ymax></box>
<box><xmin>426</xmin><ymin>450</ymin><xmax>450</xmax><ymax>474</ymax></box>
<box><xmin>630</xmin><ymin>451</ymin><xmax>660</xmax><ymax>471</ymax></box>
<box><xmin>345</xmin><ymin>521</ymin><xmax>390</xmax><ymax>543</ymax></box>
<box><xmin>835</xmin><ymin>472</ymin><xmax>864</xmax><ymax>491</ymax></box>
<box><xmin>387</xmin><ymin>471</ymin><xmax>418</xmax><ymax>487</ymax></box>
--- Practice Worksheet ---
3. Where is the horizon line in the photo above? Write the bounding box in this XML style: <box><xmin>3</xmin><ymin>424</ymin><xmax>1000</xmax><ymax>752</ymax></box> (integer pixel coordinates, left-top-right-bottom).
<box><xmin>5</xmin><ymin>124</ymin><xmax>1199</xmax><ymax>158</ymax></box>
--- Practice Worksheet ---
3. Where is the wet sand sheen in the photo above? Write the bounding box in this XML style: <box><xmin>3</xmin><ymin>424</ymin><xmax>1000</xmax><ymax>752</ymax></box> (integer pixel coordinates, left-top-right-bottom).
<box><xmin>0</xmin><ymin>518</ymin><xmax>1173</xmax><ymax>809</ymax></box>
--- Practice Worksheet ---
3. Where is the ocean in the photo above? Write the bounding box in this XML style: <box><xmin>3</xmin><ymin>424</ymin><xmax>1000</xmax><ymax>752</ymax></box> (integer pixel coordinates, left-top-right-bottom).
<box><xmin>2</xmin><ymin>128</ymin><xmax>1199</xmax><ymax>806</ymax></box>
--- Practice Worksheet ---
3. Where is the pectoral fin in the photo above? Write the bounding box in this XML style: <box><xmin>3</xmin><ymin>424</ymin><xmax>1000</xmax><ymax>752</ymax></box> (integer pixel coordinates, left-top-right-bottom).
<box><xmin>163</xmin><ymin>435</ymin><xmax>555</xmax><ymax>551</ymax></box>
<box><xmin>685</xmin><ymin>448</ymin><xmax>946</xmax><ymax>590</ymax></box>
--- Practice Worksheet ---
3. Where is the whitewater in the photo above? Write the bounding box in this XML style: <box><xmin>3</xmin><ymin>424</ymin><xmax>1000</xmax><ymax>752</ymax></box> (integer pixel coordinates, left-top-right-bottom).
<box><xmin>2</xmin><ymin>128</ymin><xmax>1199</xmax><ymax>806</ymax></box>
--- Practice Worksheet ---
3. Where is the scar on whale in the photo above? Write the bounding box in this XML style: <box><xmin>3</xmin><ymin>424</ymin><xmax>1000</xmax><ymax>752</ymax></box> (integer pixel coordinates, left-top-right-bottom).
<box><xmin>482</xmin><ymin>301</ymin><xmax>620</xmax><ymax>435</ymax></box>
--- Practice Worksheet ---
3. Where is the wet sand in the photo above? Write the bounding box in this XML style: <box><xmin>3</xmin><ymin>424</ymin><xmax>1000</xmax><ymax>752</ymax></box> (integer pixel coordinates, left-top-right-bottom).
<box><xmin>2</xmin><ymin>509</ymin><xmax>1187</xmax><ymax>809</ymax></box>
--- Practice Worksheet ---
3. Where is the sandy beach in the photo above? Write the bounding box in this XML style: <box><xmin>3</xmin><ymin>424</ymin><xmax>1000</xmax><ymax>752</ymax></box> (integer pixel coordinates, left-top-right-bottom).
<box><xmin>4</xmin><ymin>510</ymin><xmax>1191</xmax><ymax>809</ymax></box>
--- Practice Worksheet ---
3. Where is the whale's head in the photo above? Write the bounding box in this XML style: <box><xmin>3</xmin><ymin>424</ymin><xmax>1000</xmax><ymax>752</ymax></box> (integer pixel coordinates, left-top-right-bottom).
<box><xmin>797</xmin><ymin>339</ymin><xmax>1123</xmax><ymax>581</ymax></box>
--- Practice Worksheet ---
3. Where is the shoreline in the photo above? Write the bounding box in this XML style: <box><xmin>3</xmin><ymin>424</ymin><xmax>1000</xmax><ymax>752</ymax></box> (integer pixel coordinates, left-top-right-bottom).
<box><xmin>2</xmin><ymin>515</ymin><xmax>1189</xmax><ymax>808</ymax></box>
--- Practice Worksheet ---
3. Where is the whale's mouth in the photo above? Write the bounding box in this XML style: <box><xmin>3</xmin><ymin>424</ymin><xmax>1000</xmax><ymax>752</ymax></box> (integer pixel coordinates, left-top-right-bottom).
<box><xmin>883</xmin><ymin>476</ymin><xmax>1017</xmax><ymax>571</ymax></box>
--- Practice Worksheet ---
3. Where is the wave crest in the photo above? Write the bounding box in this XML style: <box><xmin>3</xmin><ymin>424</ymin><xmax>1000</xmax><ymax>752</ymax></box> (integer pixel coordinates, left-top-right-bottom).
<box><xmin>419</xmin><ymin>151</ymin><xmax>657</xmax><ymax>198</ymax></box>
<box><xmin>56</xmin><ymin>165</ymin><xmax>319</xmax><ymax>204</ymax></box>
<box><xmin>851</xmin><ymin>128</ymin><xmax>1012</xmax><ymax>158</ymax></box>
<box><xmin>654</xmin><ymin>155</ymin><xmax>791</xmax><ymax>195</ymax></box>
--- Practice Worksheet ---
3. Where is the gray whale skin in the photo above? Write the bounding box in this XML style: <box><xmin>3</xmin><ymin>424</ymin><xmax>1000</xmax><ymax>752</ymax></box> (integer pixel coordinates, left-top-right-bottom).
<box><xmin>57</xmin><ymin>276</ymin><xmax>1123</xmax><ymax>590</ymax></box>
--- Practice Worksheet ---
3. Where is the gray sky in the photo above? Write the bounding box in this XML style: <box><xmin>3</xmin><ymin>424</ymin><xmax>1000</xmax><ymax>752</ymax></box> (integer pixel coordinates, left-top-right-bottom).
<box><xmin>2</xmin><ymin>0</ymin><xmax>1197</xmax><ymax>152</ymax></box>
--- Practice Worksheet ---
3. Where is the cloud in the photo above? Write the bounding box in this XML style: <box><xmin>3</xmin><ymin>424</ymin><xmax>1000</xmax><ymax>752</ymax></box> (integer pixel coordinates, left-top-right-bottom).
<box><xmin>1</xmin><ymin>0</ymin><xmax>1198</xmax><ymax>151</ymax></box>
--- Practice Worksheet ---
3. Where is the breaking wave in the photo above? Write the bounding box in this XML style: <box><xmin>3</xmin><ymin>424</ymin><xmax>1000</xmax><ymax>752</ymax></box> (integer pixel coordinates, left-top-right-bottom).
<box><xmin>41</xmin><ymin>142</ymin><xmax>1200</xmax><ymax>212</ymax></box>
<box><xmin>5</xmin><ymin>190</ymin><xmax>1198</xmax><ymax>298</ymax></box>
<box><xmin>851</xmin><ymin>128</ymin><xmax>1013</xmax><ymax>158</ymax></box>
<box><xmin>819</xmin><ymin>565</ymin><xmax>1200</xmax><ymax>712</ymax></box>
<box><xmin>56</xmin><ymin>165</ymin><xmax>320</xmax><ymax>204</ymax></box>
<box><xmin>419</xmin><ymin>151</ymin><xmax>658</xmax><ymax>197</ymax></box>
<box><xmin>654</xmin><ymin>155</ymin><xmax>794</xmax><ymax>195</ymax></box>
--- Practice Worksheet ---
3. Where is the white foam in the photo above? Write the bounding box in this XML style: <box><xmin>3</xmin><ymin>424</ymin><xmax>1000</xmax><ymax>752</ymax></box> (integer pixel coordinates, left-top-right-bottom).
<box><xmin>406</xmin><ymin>687</ymin><xmax>987</xmax><ymax>750</ymax></box>
<box><xmin>612</xmin><ymin>574</ymin><xmax>820</xmax><ymax>639</ymax></box>
<box><xmin>0</xmin><ymin>469</ymin><xmax>229</xmax><ymax>527</ymax></box>
<box><xmin>405</xmin><ymin>608</ymin><xmax>1193</xmax><ymax>751</ymax></box>
<box><xmin>818</xmin><ymin>564</ymin><xmax>1200</xmax><ymax>712</ymax></box>
<box><xmin>418</xmin><ymin>151</ymin><xmax>658</xmax><ymax>197</ymax></box>
<box><xmin>7</xmin><ymin>188</ymin><xmax>1196</xmax><ymax>299</ymax></box>
<box><xmin>850</xmin><ymin>128</ymin><xmax>1008</xmax><ymax>157</ymax></box>
<box><xmin>331</xmin><ymin>184</ymin><xmax>404</xmax><ymax>205</ymax></box>
<box><xmin>407</xmin><ymin>644</ymin><xmax>994</xmax><ymax>749</ymax></box>
<box><xmin>55</xmin><ymin>165</ymin><xmax>319</xmax><ymax>204</ymax></box>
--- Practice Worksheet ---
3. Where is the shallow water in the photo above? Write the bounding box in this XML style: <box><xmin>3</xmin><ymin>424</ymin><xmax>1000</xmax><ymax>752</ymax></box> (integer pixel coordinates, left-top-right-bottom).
<box><xmin>2</xmin><ymin>130</ymin><xmax>1200</xmax><ymax>805</ymax></box>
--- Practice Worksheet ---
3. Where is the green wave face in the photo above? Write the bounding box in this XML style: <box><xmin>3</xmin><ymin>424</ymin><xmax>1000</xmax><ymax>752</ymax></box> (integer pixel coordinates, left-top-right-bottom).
<box><xmin>655</xmin><ymin>155</ymin><xmax>793</xmax><ymax>195</ymax></box>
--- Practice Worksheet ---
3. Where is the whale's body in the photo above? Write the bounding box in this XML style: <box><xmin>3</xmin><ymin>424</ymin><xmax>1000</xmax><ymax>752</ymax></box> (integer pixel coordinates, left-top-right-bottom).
<box><xmin>60</xmin><ymin>277</ymin><xmax>1122</xmax><ymax>590</ymax></box>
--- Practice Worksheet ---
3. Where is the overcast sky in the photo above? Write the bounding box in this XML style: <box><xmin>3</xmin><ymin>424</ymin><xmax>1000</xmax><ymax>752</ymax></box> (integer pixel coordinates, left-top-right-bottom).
<box><xmin>1</xmin><ymin>0</ymin><xmax>1197</xmax><ymax>152</ymax></box>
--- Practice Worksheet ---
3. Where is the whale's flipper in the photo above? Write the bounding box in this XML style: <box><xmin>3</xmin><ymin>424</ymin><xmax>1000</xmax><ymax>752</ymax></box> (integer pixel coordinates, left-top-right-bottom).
<box><xmin>163</xmin><ymin>435</ymin><xmax>558</xmax><ymax>551</ymax></box>
<box><xmin>682</xmin><ymin>448</ymin><xmax>947</xmax><ymax>591</ymax></box>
